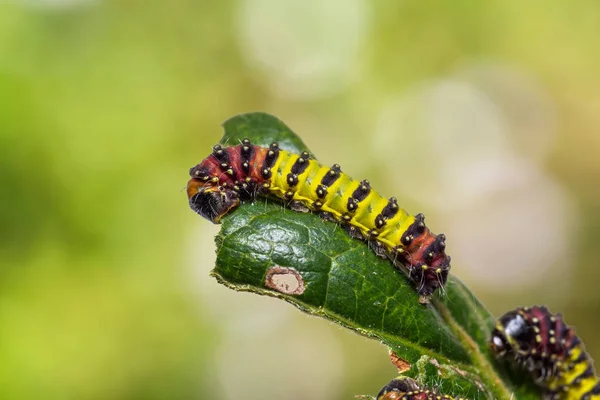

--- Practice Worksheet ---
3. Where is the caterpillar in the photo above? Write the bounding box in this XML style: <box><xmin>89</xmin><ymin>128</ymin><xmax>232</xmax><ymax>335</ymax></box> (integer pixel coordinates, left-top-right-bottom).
<box><xmin>490</xmin><ymin>306</ymin><xmax>600</xmax><ymax>400</ymax></box>
<box><xmin>377</xmin><ymin>378</ymin><xmax>466</xmax><ymax>400</ymax></box>
<box><xmin>187</xmin><ymin>139</ymin><xmax>451</xmax><ymax>302</ymax></box>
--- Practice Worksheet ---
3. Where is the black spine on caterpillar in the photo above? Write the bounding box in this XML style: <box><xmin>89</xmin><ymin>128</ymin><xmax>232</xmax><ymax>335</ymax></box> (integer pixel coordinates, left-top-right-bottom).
<box><xmin>187</xmin><ymin>139</ymin><xmax>451</xmax><ymax>302</ymax></box>
<box><xmin>490</xmin><ymin>305</ymin><xmax>600</xmax><ymax>400</ymax></box>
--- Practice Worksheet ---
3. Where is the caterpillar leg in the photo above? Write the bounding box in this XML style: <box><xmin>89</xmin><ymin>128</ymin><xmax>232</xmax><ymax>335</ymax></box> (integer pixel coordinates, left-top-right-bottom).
<box><xmin>341</xmin><ymin>225</ymin><xmax>387</xmax><ymax>258</ymax></box>
<box><xmin>371</xmin><ymin>241</ymin><xmax>388</xmax><ymax>259</ymax></box>
<box><xmin>399</xmin><ymin>262</ymin><xmax>448</xmax><ymax>303</ymax></box>
<box><xmin>289</xmin><ymin>200</ymin><xmax>310</xmax><ymax>213</ymax></box>
<box><xmin>319</xmin><ymin>211</ymin><xmax>337</xmax><ymax>223</ymax></box>
<box><xmin>343</xmin><ymin>224</ymin><xmax>365</xmax><ymax>240</ymax></box>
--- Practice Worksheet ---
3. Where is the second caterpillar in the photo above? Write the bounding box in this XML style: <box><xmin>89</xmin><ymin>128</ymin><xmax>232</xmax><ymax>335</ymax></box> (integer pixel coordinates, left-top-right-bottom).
<box><xmin>491</xmin><ymin>305</ymin><xmax>600</xmax><ymax>400</ymax></box>
<box><xmin>377</xmin><ymin>378</ymin><xmax>467</xmax><ymax>400</ymax></box>
<box><xmin>187</xmin><ymin>139</ymin><xmax>451</xmax><ymax>302</ymax></box>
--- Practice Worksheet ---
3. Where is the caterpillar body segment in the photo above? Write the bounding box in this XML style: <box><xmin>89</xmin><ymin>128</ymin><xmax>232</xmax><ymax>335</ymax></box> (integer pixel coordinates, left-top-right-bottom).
<box><xmin>491</xmin><ymin>306</ymin><xmax>600</xmax><ymax>400</ymax></box>
<box><xmin>187</xmin><ymin>139</ymin><xmax>451</xmax><ymax>301</ymax></box>
<box><xmin>377</xmin><ymin>378</ymin><xmax>466</xmax><ymax>400</ymax></box>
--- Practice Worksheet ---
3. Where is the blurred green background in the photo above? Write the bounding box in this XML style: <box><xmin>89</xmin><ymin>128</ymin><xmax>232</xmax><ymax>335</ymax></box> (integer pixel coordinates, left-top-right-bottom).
<box><xmin>1</xmin><ymin>1</ymin><xmax>600</xmax><ymax>399</ymax></box>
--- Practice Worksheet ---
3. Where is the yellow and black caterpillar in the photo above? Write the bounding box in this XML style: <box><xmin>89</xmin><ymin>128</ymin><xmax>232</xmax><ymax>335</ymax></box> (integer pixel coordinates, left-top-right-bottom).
<box><xmin>376</xmin><ymin>378</ymin><xmax>466</xmax><ymax>400</ymax></box>
<box><xmin>491</xmin><ymin>306</ymin><xmax>600</xmax><ymax>400</ymax></box>
<box><xmin>187</xmin><ymin>139</ymin><xmax>451</xmax><ymax>302</ymax></box>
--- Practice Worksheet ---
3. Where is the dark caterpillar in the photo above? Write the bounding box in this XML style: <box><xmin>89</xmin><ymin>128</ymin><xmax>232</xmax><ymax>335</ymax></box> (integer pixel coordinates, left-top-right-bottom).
<box><xmin>377</xmin><ymin>378</ymin><xmax>466</xmax><ymax>400</ymax></box>
<box><xmin>187</xmin><ymin>139</ymin><xmax>451</xmax><ymax>302</ymax></box>
<box><xmin>490</xmin><ymin>306</ymin><xmax>600</xmax><ymax>400</ymax></box>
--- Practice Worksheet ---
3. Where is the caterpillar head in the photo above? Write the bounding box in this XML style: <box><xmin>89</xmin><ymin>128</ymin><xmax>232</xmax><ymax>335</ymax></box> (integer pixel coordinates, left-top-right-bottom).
<box><xmin>187</xmin><ymin>179</ymin><xmax>240</xmax><ymax>223</ymax></box>
<box><xmin>490</xmin><ymin>309</ymin><xmax>533</xmax><ymax>358</ymax></box>
<box><xmin>377</xmin><ymin>378</ymin><xmax>420</xmax><ymax>400</ymax></box>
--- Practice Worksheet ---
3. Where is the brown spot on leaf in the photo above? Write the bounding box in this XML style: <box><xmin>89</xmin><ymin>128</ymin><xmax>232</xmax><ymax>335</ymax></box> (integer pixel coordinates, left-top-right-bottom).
<box><xmin>265</xmin><ymin>266</ymin><xmax>305</xmax><ymax>295</ymax></box>
<box><xmin>389</xmin><ymin>350</ymin><xmax>411</xmax><ymax>373</ymax></box>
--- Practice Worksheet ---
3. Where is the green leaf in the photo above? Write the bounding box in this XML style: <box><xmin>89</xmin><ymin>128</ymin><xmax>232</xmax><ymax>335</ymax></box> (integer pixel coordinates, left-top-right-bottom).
<box><xmin>207</xmin><ymin>112</ymin><xmax>539</xmax><ymax>400</ymax></box>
